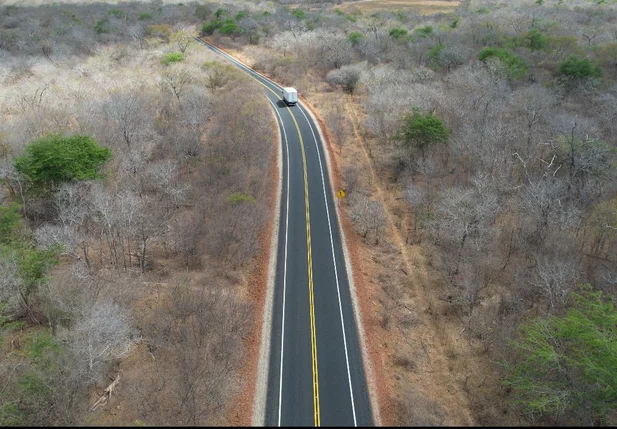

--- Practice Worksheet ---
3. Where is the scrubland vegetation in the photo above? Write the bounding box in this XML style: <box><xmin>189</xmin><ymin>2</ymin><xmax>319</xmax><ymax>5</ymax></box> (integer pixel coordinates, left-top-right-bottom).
<box><xmin>0</xmin><ymin>1</ymin><xmax>274</xmax><ymax>425</ymax></box>
<box><xmin>1</xmin><ymin>0</ymin><xmax>617</xmax><ymax>426</ymax></box>
<box><xmin>198</xmin><ymin>0</ymin><xmax>617</xmax><ymax>425</ymax></box>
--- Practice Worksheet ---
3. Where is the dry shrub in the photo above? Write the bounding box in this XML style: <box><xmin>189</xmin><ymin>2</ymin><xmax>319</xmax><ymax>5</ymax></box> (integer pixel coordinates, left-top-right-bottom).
<box><xmin>396</xmin><ymin>384</ymin><xmax>446</xmax><ymax>426</ymax></box>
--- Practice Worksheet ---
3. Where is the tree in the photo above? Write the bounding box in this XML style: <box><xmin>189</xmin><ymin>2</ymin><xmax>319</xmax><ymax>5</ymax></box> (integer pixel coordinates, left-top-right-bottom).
<box><xmin>195</xmin><ymin>4</ymin><xmax>211</xmax><ymax>21</ymax></box>
<box><xmin>326</xmin><ymin>64</ymin><xmax>361</xmax><ymax>94</ymax></box>
<box><xmin>393</xmin><ymin>107</ymin><xmax>449</xmax><ymax>162</ymax></box>
<box><xmin>524</xmin><ymin>28</ymin><xmax>547</xmax><ymax>51</ymax></box>
<box><xmin>558</xmin><ymin>55</ymin><xmax>603</xmax><ymax>80</ymax></box>
<box><xmin>161</xmin><ymin>64</ymin><xmax>193</xmax><ymax>101</ymax></box>
<box><xmin>14</xmin><ymin>134</ymin><xmax>111</xmax><ymax>191</ymax></box>
<box><xmin>61</xmin><ymin>299</ymin><xmax>132</xmax><ymax>383</ymax></box>
<box><xmin>431</xmin><ymin>178</ymin><xmax>499</xmax><ymax>274</ymax></box>
<box><xmin>557</xmin><ymin>55</ymin><xmax>603</xmax><ymax>91</ymax></box>
<box><xmin>326</xmin><ymin>104</ymin><xmax>350</xmax><ymax>151</ymax></box>
<box><xmin>505</xmin><ymin>284</ymin><xmax>617</xmax><ymax>425</ymax></box>
<box><xmin>478</xmin><ymin>47</ymin><xmax>529</xmax><ymax>80</ymax></box>
<box><xmin>349</xmin><ymin>194</ymin><xmax>386</xmax><ymax>244</ymax></box>
<box><xmin>201</xmin><ymin>61</ymin><xmax>237</xmax><ymax>92</ymax></box>
<box><xmin>529</xmin><ymin>255</ymin><xmax>579</xmax><ymax>310</ymax></box>
<box><xmin>170</xmin><ymin>27</ymin><xmax>194</xmax><ymax>53</ymax></box>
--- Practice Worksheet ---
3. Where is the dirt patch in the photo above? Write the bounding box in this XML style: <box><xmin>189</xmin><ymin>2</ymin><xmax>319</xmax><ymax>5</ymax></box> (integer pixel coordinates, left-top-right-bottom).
<box><xmin>338</xmin><ymin>0</ymin><xmax>460</xmax><ymax>15</ymax></box>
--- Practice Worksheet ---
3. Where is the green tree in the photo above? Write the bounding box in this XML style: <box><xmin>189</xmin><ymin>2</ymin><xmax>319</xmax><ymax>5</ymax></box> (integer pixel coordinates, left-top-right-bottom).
<box><xmin>478</xmin><ymin>47</ymin><xmax>529</xmax><ymax>80</ymax></box>
<box><xmin>558</xmin><ymin>55</ymin><xmax>603</xmax><ymax>80</ymax></box>
<box><xmin>14</xmin><ymin>134</ymin><xmax>111</xmax><ymax>191</ymax></box>
<box><xmin>219</xmin><ymin>22</ymin><xmax>240</xmax><ymax>35</ymax></box>
<box><xmin>505</xmin><ymin>284</ymin><xmax>617</xmax><ymax>424</ymax></box>
<box><xmin>524</xmin><ymin>28</ymin><xmax>547</xmax><ymax>51</ymax></box>
<box><xmin>394</xmin><ymin>107</ymin><xmax>450</xmax><ymax>162</ymax></box>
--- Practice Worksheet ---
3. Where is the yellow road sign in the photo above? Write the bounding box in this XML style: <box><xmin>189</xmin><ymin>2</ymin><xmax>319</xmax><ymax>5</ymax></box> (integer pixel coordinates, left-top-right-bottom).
<box><xmin>337</xmin><ymin>190</ymin><xmax>345</xmax><ymax>199</ymax></box>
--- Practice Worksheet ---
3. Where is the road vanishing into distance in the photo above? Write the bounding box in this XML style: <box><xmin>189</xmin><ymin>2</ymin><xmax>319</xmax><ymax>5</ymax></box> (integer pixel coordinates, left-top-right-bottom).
<box><xmin>196</xmin><ymin>39</ymin><xmax>373</xmax><ymax>427</ymax></box>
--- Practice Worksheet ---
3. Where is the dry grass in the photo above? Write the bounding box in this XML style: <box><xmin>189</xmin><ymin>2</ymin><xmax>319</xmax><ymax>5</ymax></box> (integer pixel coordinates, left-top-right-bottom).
<box><xmin>338</xmin><ymin>0</ymin><xmax>460</xmax><ymax>15</ymax></box>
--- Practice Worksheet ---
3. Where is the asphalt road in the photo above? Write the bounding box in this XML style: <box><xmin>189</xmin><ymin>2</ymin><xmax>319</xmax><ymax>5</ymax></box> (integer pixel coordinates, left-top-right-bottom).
<box><xmin>197</xmin><ymin>39</ymin><xmax>373</xmax><ymax>427</ymax></box>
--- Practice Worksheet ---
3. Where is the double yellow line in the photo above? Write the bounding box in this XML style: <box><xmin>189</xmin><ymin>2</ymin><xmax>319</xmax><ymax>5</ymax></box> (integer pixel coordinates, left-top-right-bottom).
<box><xmin>249</xmin><ymin>75</ymin><xmax>321</xmax><ymax>424</ymax></box>
<box><xmin>199</xmin><ymin>42</ymin><xmax>321</xmax><ymax>423</ymax></box>
<box><xmin>292</xmin><ymin>111</ymin><xmax>321</xmax><ymax>427</ymax></box>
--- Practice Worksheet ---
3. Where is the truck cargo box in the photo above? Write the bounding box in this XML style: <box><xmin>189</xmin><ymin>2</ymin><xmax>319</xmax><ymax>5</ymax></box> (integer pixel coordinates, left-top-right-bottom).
<box><xmin>282</xmin><ymin>87</ymin><xmax>298</xmax><ymax>106</ymax></box>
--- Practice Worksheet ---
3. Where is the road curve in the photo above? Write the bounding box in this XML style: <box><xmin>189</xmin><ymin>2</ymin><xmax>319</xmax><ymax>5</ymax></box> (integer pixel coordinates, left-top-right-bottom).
<box><xmin>196</xmin><ymin>38</ymin><xmax>374</xmax><ymax>427</ymax></box>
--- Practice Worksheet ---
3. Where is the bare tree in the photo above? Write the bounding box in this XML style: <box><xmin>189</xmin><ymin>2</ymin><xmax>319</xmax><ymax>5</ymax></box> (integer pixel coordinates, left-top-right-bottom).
<box><xmin>326</xmin><ymin>64</ymin><xmax>362</xmax><ymax>94</ymax></box>
<box><xmin>61</xmin><ymin>299</ymin><xmax>133</xmax><ymax>384</ymax></box>
<box><xmin>161</xmin><ymin>64</ymin><xmax>193</xmax><ymax>101</ymax></box>
<box><xmin>170</xmin><ymin>27</ymin><xmax>195</xmax><ymax>53</ymax></box>
<box><xmin>350</xmin><ymin>194</ymin><xmax>387</xmax><ymax>244</ymax></box>
<box><xmin>530</xmin><ymin>255</ymin><xmax>579</xmax><ymax>310</ymax></box>
<box><xmin>404</xmin><ymin>184</ymin><xmax>427</xmax><ymax>239</ymax></box>
<box><xmin>326</xmin><ymin>104</ymin><xmax>350</xmax><ymax>151</ymax></box>
<box><xmin>103</xmin><ymin>92</ymin><xmax>154</xmax><ymax>149</ymax></box>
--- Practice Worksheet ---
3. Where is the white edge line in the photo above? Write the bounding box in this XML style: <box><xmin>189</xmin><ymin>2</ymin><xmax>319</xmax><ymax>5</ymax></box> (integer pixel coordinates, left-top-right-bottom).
<box><xmin>298</xmin><ymin>104</ymin><xmax>383</xmax><ymax>426</ymax></box>
<box><xmin>252</xmin><ymin>102</ymin><xmax>283</xmax><ymax>425</ymax></box>
<box><xmin>267</xmin><ymin>98</ymin><xmax>291</xmax><ymax>428</ymax></box>
<box><xmin>199</xmin><ymin>37</ymin><xmax>290</xmax><ymax>426</ymax></box>
<box><xmin>199</xmin><ymin>37</ymin><xmax>381</xmax><ymax>425</ymax></box>
<box><xmin>297</xmin><ymin>107</ymin><xmax>357</xmax><ymax>426</ymax></box>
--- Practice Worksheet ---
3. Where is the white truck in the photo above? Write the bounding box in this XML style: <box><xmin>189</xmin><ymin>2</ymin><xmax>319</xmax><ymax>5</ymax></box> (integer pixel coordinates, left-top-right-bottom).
<box><xmin>281</xmin><ymin>87</ymin><xmax>298</xmax><ymax>106</ymax></box>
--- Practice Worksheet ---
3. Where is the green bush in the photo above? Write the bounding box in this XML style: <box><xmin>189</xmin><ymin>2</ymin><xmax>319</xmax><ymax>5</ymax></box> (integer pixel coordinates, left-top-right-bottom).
<box><xmin>107</xmin><ymin>9</ymin><xmax>125</xmax><ymax>19</ymax></box>
<box><xmin>161</xmin><ymin>52</ymin><xmax>184</xmax><ymax>65</ymax></box>
<box><xmin>93</xmin><ymin>17</ymin><xmax>109</xmax><ymax>34</ymax></box>
<box><xmin>214</xmin><ymin>8</ymin><xmax>227</xmax><ymax>18</ymax></box>
<box><xmin>478</xmin><ymin>47</ymin><xmax>529</xmax><ymax>79</ymax></box>
<box><xmin>0</xmin><ymin>203</ymin><xmax>21</xmax><ymax>244</ymax></box>
<box><xmin>292</xmin><ymin>9</ymin><xmax>305</xmax><ymax>19</ymax></box>
<box><xmin>415</xmin><ymin>25</ymin><xmax>433</xmax><ymax>37</ymax></box>
<box><xmin>138</xmin><ymin>12</ymin><xmax>152</xmax><ymax>20</ymax></box>
<box><xmin>558</xmin><ymin>55</ymin><xmax>603</xmax><ymax>80</ymax></box>
<box><xmin>428</xmin><ymin>43</ymin><xmax>445</xmax><ymax>67</ymax></box>
<box><xmin>14</xmin><ymin>134</ymin><xmax>111</xmax><ymax>191</ymax></box>
<box><xmin>348</xmin><ymin>31</ymin><xmax>364</xmax><ymax>46</ymax></box>
<box><xmin>235</xmin><ymin>11</ymin><xmax>248</xmax><ymax>20</ymax></box>
<box><xmin>505</xmin><ymin>284</ymin><xmax>617</xmax><ymax>424</ymax></box>
<box><xmin>389</xmin><ymin>28</ymin><xmax>408</xmax><ymax>39</ymax></box>
<box><xmin>219</xmin><ymin>22</ymin><xmax>240</xmax><ymax>35</ymax></box>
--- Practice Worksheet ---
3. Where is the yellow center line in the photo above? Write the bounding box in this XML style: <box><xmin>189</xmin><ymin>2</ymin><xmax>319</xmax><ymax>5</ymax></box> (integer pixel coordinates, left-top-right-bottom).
<box><xmin>242</xmin><ymin>72</ymin><xmax>321</xmax><ymax>425</ymax></box>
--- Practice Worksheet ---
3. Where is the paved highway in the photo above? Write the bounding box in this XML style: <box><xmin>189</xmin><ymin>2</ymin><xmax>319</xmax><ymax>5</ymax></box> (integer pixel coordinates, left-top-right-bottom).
<box><xmin>197</xmin><ymin>39</ymin><xmax>373</xmax><ymax>427</ymax></box>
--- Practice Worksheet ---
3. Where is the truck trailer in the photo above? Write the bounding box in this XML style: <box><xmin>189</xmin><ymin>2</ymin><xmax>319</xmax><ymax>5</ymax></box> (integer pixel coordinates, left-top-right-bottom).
<box><xmin>281</xmin><ymin>87</ymin><xmax>298</xmax><ymax>106</ymax></box>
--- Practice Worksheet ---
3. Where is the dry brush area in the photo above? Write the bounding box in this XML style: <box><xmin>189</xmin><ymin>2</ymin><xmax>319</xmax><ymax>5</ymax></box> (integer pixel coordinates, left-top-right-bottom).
<box><xmin>0</xmin><ymin>1</ymin><xmax>276</xmax><ymax>425</ymax></box>
<box><xmin>2</xmin><ymin>0</ymin><xmax>617</xmax><ymax>426</ymax></box>
<box><xmin>213</xmin><ymin>0</ymin><xmax>617</xmax><ymax>425</ymax></box>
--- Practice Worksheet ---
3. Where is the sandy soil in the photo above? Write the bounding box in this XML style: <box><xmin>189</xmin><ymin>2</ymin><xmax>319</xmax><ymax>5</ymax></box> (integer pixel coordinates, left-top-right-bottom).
<box><xmin>338</xmin><ymin>0</ymin><xmax>460</xmax><ymax>15</ymax></box>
